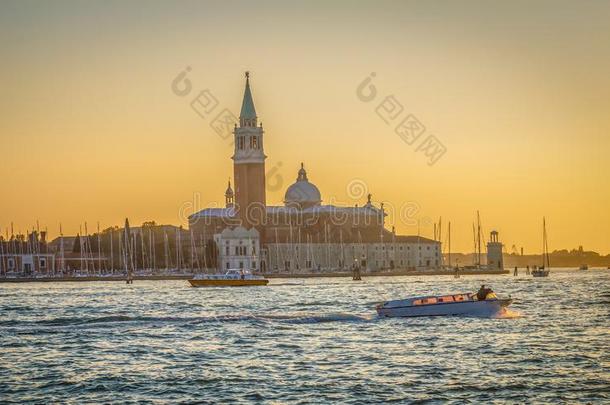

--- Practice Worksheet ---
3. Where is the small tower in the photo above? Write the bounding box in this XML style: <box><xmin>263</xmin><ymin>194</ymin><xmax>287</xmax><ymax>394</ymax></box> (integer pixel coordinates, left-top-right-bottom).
<box><xmin>487</xmin><ymin>230</ymin><xmax>504</xmax><ymax>270</ymax></box>
<box><xmin>225</xmin><ymin>180</ymin><xmax>234</xmax><ymax>208</ymax></box>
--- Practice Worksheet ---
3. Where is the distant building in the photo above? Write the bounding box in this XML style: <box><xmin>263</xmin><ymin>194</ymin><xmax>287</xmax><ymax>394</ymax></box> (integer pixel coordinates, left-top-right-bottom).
<box><xmin>0</xmin><ymin>231</ymin><xmax>55</xmax><ymax>276</ymax></box>
<box><xmin>0</xmin><ymin>253</ymin><xmax>55</xmax><ymax>275</ymax></box>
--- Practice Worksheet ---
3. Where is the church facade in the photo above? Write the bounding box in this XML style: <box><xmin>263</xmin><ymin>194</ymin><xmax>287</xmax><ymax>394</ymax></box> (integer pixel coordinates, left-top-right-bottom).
<box><xmin>189</xmin><ymin>74</ymin><xmax>441</xmax><ymax>273</ymax></box>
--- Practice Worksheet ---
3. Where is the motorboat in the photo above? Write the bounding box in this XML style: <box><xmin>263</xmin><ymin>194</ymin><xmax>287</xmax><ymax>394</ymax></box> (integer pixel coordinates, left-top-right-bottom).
<box><xmin>579</xmin><ymin>264</ymin><xmax>588</xmax><ymax>271</ymax></box>
<box><xmin>376</xmin><ymin>291</ymin><xmax>512</xmax><ymax>318</ymax></box>
<box><xmin>188</xmin><ymin>269</ymin><xmax>268</xmax><ymax>287</ymax></box>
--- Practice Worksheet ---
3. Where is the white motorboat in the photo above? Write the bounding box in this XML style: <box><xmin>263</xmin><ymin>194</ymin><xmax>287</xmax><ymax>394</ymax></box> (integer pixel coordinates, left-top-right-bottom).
<box><xmin>376</xmin><ymin>291</ymin><xmax>512</xmax><ymax>318</ymax></box>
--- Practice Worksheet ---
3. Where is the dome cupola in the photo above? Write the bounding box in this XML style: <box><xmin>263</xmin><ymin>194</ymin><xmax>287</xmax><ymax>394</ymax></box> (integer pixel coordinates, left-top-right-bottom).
<box><xmin>284</xmin><ymin>163</ymin><xmax>322</xmax><ymax>209</ymax></box>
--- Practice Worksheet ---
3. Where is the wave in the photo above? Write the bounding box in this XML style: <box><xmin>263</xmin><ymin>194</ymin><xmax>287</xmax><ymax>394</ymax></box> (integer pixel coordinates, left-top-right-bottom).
<box><xmin>0</xmin><ymin>312</ymin><xmax>375</xmax><ymax>328</ymax></box>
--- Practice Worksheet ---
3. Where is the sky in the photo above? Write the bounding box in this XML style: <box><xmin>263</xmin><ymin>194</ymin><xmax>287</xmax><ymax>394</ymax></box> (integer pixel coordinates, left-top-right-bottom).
<box><xmin>1</xmin><ymin>0</ymin><xmax>609</xmax><ymax>254</ymax></box>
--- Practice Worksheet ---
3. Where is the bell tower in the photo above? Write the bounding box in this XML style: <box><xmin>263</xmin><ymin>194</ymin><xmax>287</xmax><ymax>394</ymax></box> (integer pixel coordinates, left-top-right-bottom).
<box><xmin>233</xmin><ymin>72</ymin><xmax>267</xmax><ymax>229</ymax></box>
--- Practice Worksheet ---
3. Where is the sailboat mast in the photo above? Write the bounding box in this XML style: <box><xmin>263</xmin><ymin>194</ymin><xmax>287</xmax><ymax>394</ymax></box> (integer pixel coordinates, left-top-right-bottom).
<box><xmin>438</xmin><ymin>217</ymin><xmax>442</xmax><ymax>245</ymax></box>
<box><xmin>109</xmin><ymin>228</ymin><xmax>114</xmax><ymax>273</ymax></box>
<box><xmin>199</xmin><ymin>234</ymin><xmax>208</xmax><ymax>271</ymax></box>
<box><xmin>340</xmin><ymin>228</ymin><xmax>344</xmax><ymax>268</ymax></box>
<box><xmin>79</xmin><ymin>224</ymin><xmax>84</xmax><ymax>273</ymax></box>
<box><xmin>97</xmin><ymin>222</ymin><xmax>101</xmax><ymax>274</ymax></box>
<box><xmin>149</xmin><ymin>227</ymin><xmax>153</xmax><ymax>271</ymax></box>
<box><xmin>274</xmin><ymin>227</ymin><xmax>279</xmax><ymax>271</ymax></box>
<box><xmin>546</xmin><ymin>221</ymin><xmax>550</xmax><ymax>269</ymax></box>
<box><xmin>542</xmin><ymin>217</ymin><xmax>545</xmax><ymax>268</ymax></box>
<box><xmin>59</xmin><ymin>223</ymin><xmax>65</xmax><ymax>274</ymax></box>
<box><xmin>164</xmin><ymin>231</ymin><xmax>169</xmax><ymax>271</ymax></box>
<box><xmin>472</xmin><ymin>222</ymin><xmax>476</xmax><ymax>265</ymax></box>
<box><xmin>152</xmin><ymin>230</ymin><xmax>156</xmax><ymax>271</ymax></box>
<box><xmin>477</xmin><ymin>211</ymin><xmax>481</xmax><ymax>267</ymax></box>
<box><xmin>202</xmin><ymin>229</ymin><xmax>206</xmax><ymax>271</ymax></box>
<box><xmin>447</xmin><ymin>221</ymin><xmax>451</xmax><ymax>268</ymax></box>
<box><xmin>325</xmin><ymin>222</ymin><xmax>330</xmax><ymax>270</ymax></box>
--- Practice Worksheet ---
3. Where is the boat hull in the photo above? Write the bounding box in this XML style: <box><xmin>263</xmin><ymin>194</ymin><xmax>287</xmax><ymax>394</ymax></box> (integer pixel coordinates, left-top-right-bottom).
<box><xmin>532</xmin><ymin>270</ymin><xmax>549</xmax><ymax>277</ymax></box>
<box><xmin>188</xmin><ymin>279</ymin><xmax>269</xmax><ymax>287</ymax></box>
<box><xmin>377</xmin><ymin>299</ymin><xmax>512</xmax><ymax>318</ymax></box>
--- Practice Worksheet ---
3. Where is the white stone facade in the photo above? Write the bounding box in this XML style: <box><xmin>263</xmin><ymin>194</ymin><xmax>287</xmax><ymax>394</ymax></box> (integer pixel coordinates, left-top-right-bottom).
<box><xmin>214</xmin><ymin>227</ymin><xmax>260</xmax><ymax>271</ymax></box>
<box><xmin>266</xmin><ymin>240</ymin><xmax>441</xmax><ymax>272</ymax></box>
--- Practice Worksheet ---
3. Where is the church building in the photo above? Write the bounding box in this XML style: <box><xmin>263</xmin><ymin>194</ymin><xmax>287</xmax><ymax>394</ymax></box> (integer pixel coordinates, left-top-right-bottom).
<box><xmin>189</xmin><ymin>73</ymin><xmax>441</xmax><ymax>273</ymax></box>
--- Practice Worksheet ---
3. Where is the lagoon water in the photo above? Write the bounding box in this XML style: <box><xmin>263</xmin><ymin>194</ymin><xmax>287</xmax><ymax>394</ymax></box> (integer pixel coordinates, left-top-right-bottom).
<box><xmin>1</xmin><ymin>270</ymin><xmax>608</xmax><ymax>403</ymax></box>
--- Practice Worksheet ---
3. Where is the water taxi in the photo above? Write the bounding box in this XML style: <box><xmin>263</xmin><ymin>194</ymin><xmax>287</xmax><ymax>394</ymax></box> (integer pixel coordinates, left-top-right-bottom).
<box><xmin>376</xmin><ymin>290</ymin><xmax>512</xmax><ymax>318</ymax></box>
<box><xmin>188</xmin><ymin>269</ymin><xmax>269</xmax><ymax>287</ymax></box>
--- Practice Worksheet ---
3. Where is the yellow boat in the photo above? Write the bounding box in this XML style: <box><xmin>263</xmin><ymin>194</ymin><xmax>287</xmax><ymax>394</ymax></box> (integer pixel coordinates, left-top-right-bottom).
<box><xmin>188</xmin><ymin>269</ymin><xmax>269</xmax><ymax>287</ymax></box>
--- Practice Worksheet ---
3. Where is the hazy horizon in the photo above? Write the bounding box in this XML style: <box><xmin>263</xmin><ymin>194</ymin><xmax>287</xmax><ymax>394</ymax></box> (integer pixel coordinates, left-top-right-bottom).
<box><xmin>1</xmin><ymin>0</ymin><xmax>609</xmax><ymax>254</ymax></box>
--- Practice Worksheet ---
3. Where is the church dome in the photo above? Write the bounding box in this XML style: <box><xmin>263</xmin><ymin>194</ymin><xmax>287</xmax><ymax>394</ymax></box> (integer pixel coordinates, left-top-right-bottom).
<box><xmin>284</xmin><ymin>163</ymin><xmax>321</xmax><ymax>208</ymax></box>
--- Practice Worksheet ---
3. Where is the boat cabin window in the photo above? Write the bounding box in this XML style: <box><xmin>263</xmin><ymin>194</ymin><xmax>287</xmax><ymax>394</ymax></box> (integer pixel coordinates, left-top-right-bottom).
<box><xmin>438</xmin><ymin>296</ymin><xmax>454</xmax><ymax>303</ymax></box>
<box><xmin>413</xmin><ymin>297</ymin><xmax>437</xmax><ymax>305</ymax></box>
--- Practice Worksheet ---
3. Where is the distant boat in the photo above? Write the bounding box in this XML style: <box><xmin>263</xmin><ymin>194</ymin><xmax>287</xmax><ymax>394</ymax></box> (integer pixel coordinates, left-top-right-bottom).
<box><xmin>188</xmin><ymin>269</ymin><xmax>268</xmax><ymax>287</ymax></box>
<box><xmin>532</xmin><ymin>217</ymin><xmax>550</xmax><ymax>278</ymax></box>
<box><xmin>579</xmin><ymin>264</ymin><xmax>588</xmax><ymax>270</ymax></box>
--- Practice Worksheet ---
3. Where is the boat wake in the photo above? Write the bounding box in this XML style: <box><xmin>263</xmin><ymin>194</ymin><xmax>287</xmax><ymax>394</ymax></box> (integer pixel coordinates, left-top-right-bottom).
<box><xmin>492</xmin><ymin>308</ymin><xmax>523</xmax><ymax>319</ymax></box>
<box><xmin>0</xmin><ymin>312</ymin><xmax>376</xmax><ymax>328</ymax></box>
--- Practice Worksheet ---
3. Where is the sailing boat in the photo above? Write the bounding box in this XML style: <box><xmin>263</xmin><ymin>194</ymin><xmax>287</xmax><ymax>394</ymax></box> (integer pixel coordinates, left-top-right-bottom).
<box><xmin>532</xmin><ymin>217</ymin><xmax>550</xmax><ymax>277</ymax></box>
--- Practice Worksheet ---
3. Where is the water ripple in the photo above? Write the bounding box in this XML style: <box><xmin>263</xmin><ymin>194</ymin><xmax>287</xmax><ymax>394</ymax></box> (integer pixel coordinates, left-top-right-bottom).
<box><xmin>1</xmin><ymin>270</ymin><xmax>609</xmax><ymax>403</ymax></box>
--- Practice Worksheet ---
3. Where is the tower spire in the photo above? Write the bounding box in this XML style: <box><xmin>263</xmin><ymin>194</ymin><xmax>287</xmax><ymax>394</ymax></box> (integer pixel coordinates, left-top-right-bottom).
<box><xmin>225</xmin><ymin>179</ymin><xmax>234</xmax><ymax>208</ymax></box>
<box><xmin>297</xmin><ymin>162</ymin><xmax>308</xmax><ymax>181</ymax></box>
<box><xmin>240</xmin><ymin>71</ymin><xmax>257</xmax><ymax>127</ymax></box>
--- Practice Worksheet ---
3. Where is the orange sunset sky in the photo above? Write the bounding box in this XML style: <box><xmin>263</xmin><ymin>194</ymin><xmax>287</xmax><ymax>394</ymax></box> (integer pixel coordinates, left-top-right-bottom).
<box><xmin>1</xmin><ymin>0</ymin><xmax>609</xmax><ymax>254</ymax></box>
